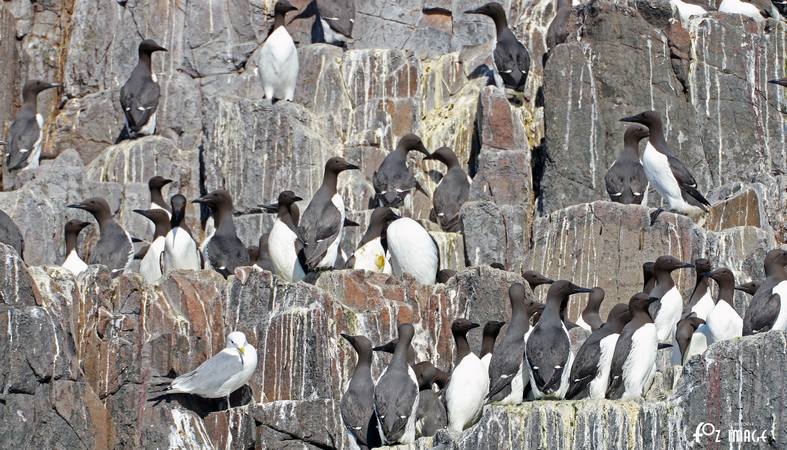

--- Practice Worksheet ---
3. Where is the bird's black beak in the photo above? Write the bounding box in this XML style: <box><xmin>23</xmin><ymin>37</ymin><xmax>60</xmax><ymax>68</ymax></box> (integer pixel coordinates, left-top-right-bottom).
<box><xmin>132</xmin><ymin>209</ymin><xmax>151</xmax><ymax>219</ymax></box>
<box><xmin>573</xmin><ymin>287</ymin><xmax>593</xmax><ymax>294</ymax></box>
<box><xmin>67</xmin><ymin>203</ymin><xmax>85</xmax><ymax>210</ymax></box>
<box><xmin>423</xmin><ymin>153</ymin><xmax>436</xmax><ymax>161</ymax></box>
<box><xmin>163</xmin><ymin>178</ymin><xmax>173</xmax><ymax>185</ymax></box>
<box><xmin>464</xmin><ymin>7</ymin><xmax>481</xmax><ymax>14</ymax></box>
<box><xmin>344</xmin><ymin>218</ymin><xmax>360</xmax><ymax>227</ymax></box>
<box><xmin>679</xmin><ymin>262</ymin><xmax>694</xmax><ymax>269</ymax></box>
<box><xmin>294</xmin><ymin>196</ymin><xmax>303</xmax><ymax>202</ymax></box>
<box><xmin>620</xmin><ymin>114</ymin><xmax>643</xmax><ymax>124</ymax></box>
<box><xmin>47</xmin><ymin>83</ymin><xmax>62</xmax><ymax>90</ymax></box>
<box><xmin>345</xmin><ymin>163</ymin><xmax>360</xmax><ymax>170</ymax></box>
<box><xmin>259</xmin><ymin>202</ymin><xmax>278</xmax><ymax>212</ymax></box>
<box><xmin>340</xmin><ymin>333</ymin><xmax>354</xmax><ymax>344</ymax></box>
<box><xmin>417</xmin><ymin>145</ymin><xmax>430</xmax><ymax>157</ymax></box>
<box><xmin>191</xmin><ymin>197</ymin><xmax>206</xmax><ymax>204</ymax></box>
<box><xmin>154</xmin><ymin>44</ymin><xmax>168</xmax><ymax>52</ymax></box>
<box><xmin>468</xmin><ymin>322</ymin><xmax>481</xmax><ymax>330</ymax></box>
<box><xmin>698</xmin><ymin>271</ymin><xmax>711</xmax><ymax>278</ymax></box>
<box><xmin>647</xmin><ymin>296</ymin><xmax>660</xmax><ymax>304</ymax></box>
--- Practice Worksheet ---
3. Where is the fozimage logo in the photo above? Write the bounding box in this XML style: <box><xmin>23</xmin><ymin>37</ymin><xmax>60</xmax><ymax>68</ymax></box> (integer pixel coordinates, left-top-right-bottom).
<box><xmin>693</xmin><ymin>422</ymin><xmax>771</xmax><ymax>444</ymax></box>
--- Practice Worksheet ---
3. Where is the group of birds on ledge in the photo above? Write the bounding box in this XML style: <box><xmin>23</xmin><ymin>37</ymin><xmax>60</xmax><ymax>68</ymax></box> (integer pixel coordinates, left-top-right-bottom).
<box><xmin>0</xmin><ymin>1</ymin><xmax>785</xmax><ymax>447</ymax></box>
<box><xmin>340</xmin><ymin>250</ymin><xmax>787</xmax><ymax>447</ymax></box>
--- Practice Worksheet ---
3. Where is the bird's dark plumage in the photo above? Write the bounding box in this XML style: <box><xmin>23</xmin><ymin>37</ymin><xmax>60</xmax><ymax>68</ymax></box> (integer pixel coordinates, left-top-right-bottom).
<box><xmin>425</xmin><ymin>147</ymin><xmax>470</xmax><ymax>232</ymax></box>
<box><xmin>119</xmin><ymin>39</ymin><xmax>167</xmax><ymax>140</ymax></box>
<box><xmin>605</xmin><ymin>125</ymin><xmax>649</xmax><ymax>205</ymax></box>
<box><xmin>193</xmin><ymin>190</ymin><xmax>249</xmax><ymax>277</ymax></box>
<box><xmin>465</xmin><ymin>2</ymin><xmax>530</xmax><ymax>92</ymax></box>
<box><xmin>743</xmin><ymin>249</ymin><xmax>787</xmax><ymax>335</ymax></box>
<box><xmin>68</xmin><ymin>198</ymin><xmax>133</xmax><ymax>273</ymax></box>
<box><xmin>373</xmin><ymin>134</ymin><xmax>429</xmax><ymax>208</ymax></box>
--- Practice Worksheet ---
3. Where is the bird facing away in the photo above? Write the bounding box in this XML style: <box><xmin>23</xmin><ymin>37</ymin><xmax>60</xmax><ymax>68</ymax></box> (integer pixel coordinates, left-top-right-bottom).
<box><xmin>162</xmin><ymin>331</ymin><xmax>257</xmax><ymax>399</ymax></box>
<box><xmin>373</xmin><ymin>323</ymin><xmax>419</xmax><ymax>445</ymax></box>
<box><xmin>119</xmin><ymin>39</ymin><xmax>167</xmax><ymax>141</ymax></box>
<box><xmin>192</xmin><ymin>190</ymin><xmax>249</xmax><ymax>277</ymax></box>
<box><xmin>260</xmin><ymin>0</ymin><xmax>300</xmax><ymax>102</ymax></box>
<box><xmin>340</xmin><ymin>333</ymin><xmax>381</xmax><ymax>450</ymax></box>
<box><xmin>620</xmin><ymin>111</ymin><xmax>710</xmax><ymax>223</ymax></box>
<box><xmin>526</xmin><ymin>280</ymin><xmax>591</xmax><ymax>399</ymax></box>
<box><xmin>373</xmin><ymin>134</ymin><xmax>430</xmax><ymax>208</ymax></box>
<box><xmin>5</xmin><ymin>80</ymin><xmax>60</xmax><ymax>175</ymax></box>
<box><xmin>743</xmin><ymin>249</ymin><xmax>787</xmax><ymax>335</ymax></box>
<box><xmin>67</xmin><ymin>198</ymin><xmax>133</xmax><ymax>275</ymax></box>
<box><xmin>604</xmin><ymin>124</ymin><xmax>649</xmax><ymax>205</ymax></box>
<box><xmin>424</xmin><ymin>147</ymin><xmax>470</xmax><ymax>232</ymax></box>
<box><xmin>464</xmin><ymin>2</ymin><xmax>531</xmax><ymax>95</ymax></box>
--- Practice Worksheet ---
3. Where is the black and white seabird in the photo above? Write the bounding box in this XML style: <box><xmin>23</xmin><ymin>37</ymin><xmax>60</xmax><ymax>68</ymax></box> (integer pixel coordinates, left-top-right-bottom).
<box><xmin>480</xmin><ymin>320</ymin><xmax>506</xmax><ymax>370</ymax></box>
<box><xmin>487</xmin><ymin>283</ymin><xmax>534</xmax><ymax>404</ymax></box>
<box><xmin>685</xmin><ymin>258</ymin><xmax>714</xmax><ymax>321</ymax></box>
<box><xmin>0</xmin><ymin>209</ymin><xmax>24</xmax><ymax>258</ymax></box>
<box><xmin>736</xmin><ymin>280</ymin><xmax>762</xmax><ymax>296</ymax></box>
<box><xmin>348</xmin><ymin>207</ymin><xmax>397</xmax><ymax>273</ymax></box>
<box><xmin>297</xmin><ymin>157</ymin><xmax>359</xmax><ymax>271</ymax></box>
<box><xmin>606</xmin><ymin>293</ymin><xmax>660</xmax><ymax>400</ymax></box>
<box><xmin>315</xmin><ymin>0</ymin><xmax>355</xmax><ymax>46</ymax></box>
<box><xmin>148</xmin><ymin>176</ymin><xmax>173</xmax><ymax>216</ymax></box>
<box><xmin>648</xmin><ymin>255</ymin><xmax>694</xmax><ymax>342</ymax></box>
<box><xmin>4</xmin><ymin>80</ymin><xmax>60</xmax><ymax>175</ymax></box>
<box><xmin>266</xmin><ymin>191</ymin><xmax>305</xmax><ymax>282</ymax></box>
<box><xmin>526</xmin><ymin>280</ymin><xmax>592</xmax><ymax>399</ymax></box>
<box><xmin>743</xmin><ymin>249</ymin><xmax>787</xmax><ymax>335</ymax></box>
<box><xmin>643</xmin><ymin>261</ymin><xmax>656</xmax><ymax>293</ymax></box>
<box><xmin>161</xmin><ymin>194</ymin><xmax>202</xmax><ymax>274</ymax></box>
<box><xmin>445</xmin><ymin>319</ymin><xmax>488</xmax><ymax>433</ymax></box>
<box><xmin>260</xmin><ymin>0</ymin><xmax>300</xmax><ymax>102</ymax></box>
<box><xmin>373</xmin><ymin>134</ymin><xmax>430</xmax><ymax>208</ymax></box>
<box><xmin>133</xmin><ymin>208</ymin><xmax>171</xmax><ymax>283</ymax></box>
<box><xmin>192</xmin><ymin>190</ymin><xmax>249</xmax><ymax>277</ymax></box>
<box><xmin>672</xmin><ymin>314</ymin><xmax>707</xmax><ymax>366</ymax></box>
<box><xmin>706</xmin><ymin>268</ymin><xmax>743</xmax><ymax>342</ymax></box>
<box><xmin>604</xmin><ymin>125</ymin><xmax>649</xmax><ymax>205</ymax></box>
<box><xmin>340</xmin><ymin>333</ymin><xmax>381</xmax><ymax>450</ymax></box>
<box><xmin>565</xmin><ymin>303</ymin><xmax>631</xmax><ymax>400</ymax></box>
<box><xmin>465</xmin><ymin>2</ymin><xmax>531</xmax><ymax>96</ymax></box>
<box><xmin>68</xmin><ymin>198</ymin><xmax>133</xmax><ymax>274</ymax></box>
<box><xmin>119</xmin><ymin>39</ymin><xmax>167</xmax><ymax>141</ymax></box>
<box><xmin>620</xmin><ymin>111</ymin><xmax>710</xmax><ymax>224</ymax></box>
<box><xmin>412</xmin><ymin>361</ymin><xmax>449</xmax><ymax>438</ymax></box>
<box><xmin>373</xmin><ymin>323</ymin><xmax>419</xmax><ymax>445</ymax></box>
<box><xmin>386</xmin><ymin>214</ymin><xmax>439</xmax><ymax>285</ymax></box>
<box><xmin>424</xmin><ymin>147</ymin><xmax>470</xmax><ymax>232</ymax></box>
<box><xmin>61</xmin><ymin>219</ymin><xmax>90</xmax><ymax>276</ymax></box>
<box><xmin>576</xmin><ymin>287</ymin><xmax>605</xmax><ymax>332</ymax></box>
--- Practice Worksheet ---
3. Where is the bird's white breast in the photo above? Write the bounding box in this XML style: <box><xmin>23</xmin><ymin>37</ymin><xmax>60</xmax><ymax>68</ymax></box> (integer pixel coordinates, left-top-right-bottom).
<box><xmin>622</xmin><ymin>323</ymin><xmax>657</xmax><ymax>399</ymax></box>
<box><xmin>140</xmin><ymin>236</ymin><xmax>166</xmax><ymax>283</ymax></box>
<box><xmin>164</xmin><ymin>227</ymin><xmax>201</xmax><ymax>272</ymax></box>
<box><xmin>386</xmin><ymin>218</ymin><xmax>438</xmax><ymax>285</ymax></box>
<box><xmin>62</xmin><ymin>249</ymin><xmax>88</xmax><ymax>277</ymax></box>
<box><xmin>690</xmin><ymin>291</ymin><xmax>715</xmax><ymax>321</ymax></box>
<box><xmin>589</xmin><ymin>333</ymin><xmax>619</xmax><ymax>399</ymax></box>
<box><xmin>771</xmin><ymin>281</ymin><xmax>787</xmax><ymax>332</ymax></box>
<box><xmin>352</xmin><ymin>237</ymin><xmax>391</xmax><ymax>273</ymax></box>
<box><xmin>706</xmin><ymin>301</ymin><xmax>743</xmax><ymax>341</ymax></box>
<box><xmin>641</xmin><ymin>142</ymin><xmax>684</xmax><ymax>209</ymax></box>
<box><xmin>445</xmin><ymin>353</ymin><xmax>489</xmax><ymax>432</ymax></box>
<box><xmin>654</xmin><ymin>286</ymin><xmax>683</xmax><ymax>342</ymax></box>
<box><xmin>268</xmin><ymin>219</ymin><xmax>305</xmax><ymax>282</ymax></box>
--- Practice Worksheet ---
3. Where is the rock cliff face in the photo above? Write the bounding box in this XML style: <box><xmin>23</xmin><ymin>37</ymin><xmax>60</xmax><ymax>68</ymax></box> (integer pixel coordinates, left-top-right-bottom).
<box><xmin>0</xmin><ymin>0</ymin><xmax>784</xmax><ymax>449</ymax></box>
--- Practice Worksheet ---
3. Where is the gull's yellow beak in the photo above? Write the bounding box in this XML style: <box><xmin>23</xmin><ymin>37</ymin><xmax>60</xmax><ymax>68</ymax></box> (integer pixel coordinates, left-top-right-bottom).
<box><xmin>238</xmin><ymin>345</ymin><xmax>245</xmax><ymax>356</ymax></box>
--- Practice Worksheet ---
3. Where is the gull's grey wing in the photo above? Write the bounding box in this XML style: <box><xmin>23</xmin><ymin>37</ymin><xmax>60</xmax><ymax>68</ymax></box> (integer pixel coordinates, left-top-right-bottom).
<box><xmin>170</xmin><ymin>350</ymin><xmax>243</xmax><ymax>394</ymax></box>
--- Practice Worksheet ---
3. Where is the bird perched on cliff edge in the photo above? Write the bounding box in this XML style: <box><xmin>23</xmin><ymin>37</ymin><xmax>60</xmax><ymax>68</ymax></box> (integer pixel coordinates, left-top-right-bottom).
<box><xmin>119</xmin><ymin>39</ymin><xmax>167</xmax><ymax>142</ymax></box>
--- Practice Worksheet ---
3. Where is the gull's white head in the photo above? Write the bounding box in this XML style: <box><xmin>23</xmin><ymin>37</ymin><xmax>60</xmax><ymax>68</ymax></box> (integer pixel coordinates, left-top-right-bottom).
<box><xmin>227</xmin><ymin>331</ymin><xmax>248</xmax><ymax>356</ymax></box>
